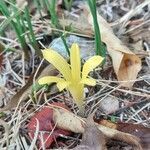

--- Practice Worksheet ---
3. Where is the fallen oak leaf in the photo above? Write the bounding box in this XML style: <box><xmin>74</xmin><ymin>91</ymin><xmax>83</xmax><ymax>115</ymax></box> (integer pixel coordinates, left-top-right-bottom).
<box><xmin>27</xmin><ymin>102</ymin><xmax>71</xmax><ymax>149</ymax></box>
<box><xmin>51</xmin><ymin>105</ymin><xmax>142</xmax><ymax>150</ymax></box>
<box><xmin>0</xmin><ymin>64</ymin><xmax>58</xmax><ymax>112</ymax></box>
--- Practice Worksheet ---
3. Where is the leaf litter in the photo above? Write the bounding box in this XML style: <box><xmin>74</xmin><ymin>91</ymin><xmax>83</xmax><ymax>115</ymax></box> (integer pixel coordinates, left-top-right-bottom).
<box><xmin>0</xmin><ymin>0</ymin><xmax>150</xmax><ymax>149</ymax></box>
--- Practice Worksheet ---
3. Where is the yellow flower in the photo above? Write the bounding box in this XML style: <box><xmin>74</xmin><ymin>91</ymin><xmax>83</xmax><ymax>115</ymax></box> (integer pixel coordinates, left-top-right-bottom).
<box><xmin>38</xmin><ymin>43</ymin><xmax>103</xmax><ymax>111</ymax></box>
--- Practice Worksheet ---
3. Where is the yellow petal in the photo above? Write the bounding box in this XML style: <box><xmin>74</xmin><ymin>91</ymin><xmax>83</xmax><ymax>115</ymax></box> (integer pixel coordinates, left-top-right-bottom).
<box><xmin>38</xmin><ymin>76</ymin><xmax>65</xmax><ymax>85</ymax></box>
<box><xmin>80</xmin><ymin>78</ymin><xmax>96</xmax><ymax>86</ymax></box>
<box><xmin>82</xmin><ymin>56</ymin><xmax>103</xmax><ymax>79</ymax></box>
<box><xmin>42</xmin><ymin>49</ymin><xmax>71</xmax><ymax>81</ymax></box>
<box><xmin>57</xmin><ymin>81</ymin><xmax>70</xmax><ymax>91</ymax></box>
<box><xmin>70</xmin><ymin>43</ymin><xmax>81</xmax><ymax>82</ymax></box>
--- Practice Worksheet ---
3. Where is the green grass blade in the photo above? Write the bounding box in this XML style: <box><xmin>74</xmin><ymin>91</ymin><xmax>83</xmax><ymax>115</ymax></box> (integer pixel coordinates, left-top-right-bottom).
<box><xmin>44</xmin><ymin>0</ymin><xmax>59</xmax><ymax>27</ymax></box>
<box><xmin>24</xmin><ymin>6</ymin><xmax>41</xmax><ymax>56</ymax></box>
<box><xmin>0</xmin><ymin>1</ymin><xmax>29</xmax><ymax>57</ymax></box>
<box><xmin>0</xmin><ymin>9</ymin><xmax>22</xmax><ymax>33</ymax></box>
<box><xmin>24</xmin><ymin>7</ymin><xmax>36</xmax><ymax>42</ymax></box>
<box><xmin>61</xmin><ymin>34</ymin><xmax>70</xmax><ymax>56</ymax></box>
<box><xmin>87</xmin><ymin>0</ymin><xmax>106</xmax><ymax>58</ymax></box>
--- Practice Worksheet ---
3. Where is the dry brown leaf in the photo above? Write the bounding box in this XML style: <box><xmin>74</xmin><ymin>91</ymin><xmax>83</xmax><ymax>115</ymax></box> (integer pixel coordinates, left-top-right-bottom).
<box><xmin>99</xmin><ymin>120</ymin><xmax>150</xmax><ymax>149</ymax></box>
<box><xmin>84</xmin><ymin>7</ymin><xmax>141</xmax><ymax>88</ymax></box>
<box><xmin>0</xmin><ymin>65</ymin><xmax>58</xmax><ymax>112</ymax></box>
<box><xmin>73</xmin><ymin>115</ymin><xmax>107</xmax><ymax>150</ymax></box>
<box><xmin>52</xmin><ymin>105</ymin><xmax>142</xmax><ymax>150</ymax></box>
<box><xmin>117</xmin><ymin>122</ymin><xmax>150</xmax><ymax>150</ymax></box>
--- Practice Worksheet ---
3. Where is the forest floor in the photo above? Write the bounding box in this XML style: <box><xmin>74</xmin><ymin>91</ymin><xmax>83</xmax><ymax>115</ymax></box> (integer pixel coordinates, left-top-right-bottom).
<box><xmin>0</xmin><ymin>0</ymin><xmax>149</xmax><ymax>149</ymax></box>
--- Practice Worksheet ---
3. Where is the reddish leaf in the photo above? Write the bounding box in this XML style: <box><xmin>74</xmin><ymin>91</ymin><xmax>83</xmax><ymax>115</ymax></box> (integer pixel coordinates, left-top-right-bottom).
<box><xmin>27</xmin><ymin>102</ymin><xmax>71</xmax><ymax>149</ymax></box>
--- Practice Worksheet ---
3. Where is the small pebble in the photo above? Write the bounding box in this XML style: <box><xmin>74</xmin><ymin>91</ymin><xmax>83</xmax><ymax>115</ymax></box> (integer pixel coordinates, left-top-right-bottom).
<box><xmin>100</xmin><ymin>96</ymin><xmax>119</xmax><ymax>114</ymax></box>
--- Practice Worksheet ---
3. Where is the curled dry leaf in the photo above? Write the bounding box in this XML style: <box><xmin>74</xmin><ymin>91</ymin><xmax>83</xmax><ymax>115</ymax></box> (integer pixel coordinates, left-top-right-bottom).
<box><xmin>84</xmin><ymin>7</ymin><xmax>141</xmax><ymax>88</ymax></box>
<box><xmin>27</xmin><ymin>102</ymin><xmax>71</xmax><ymax>149</ymax></box>
<box><xmin>52</xmin><ymin>105</ymin><xmax>142</xmax><ymax>150</ymax></box>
